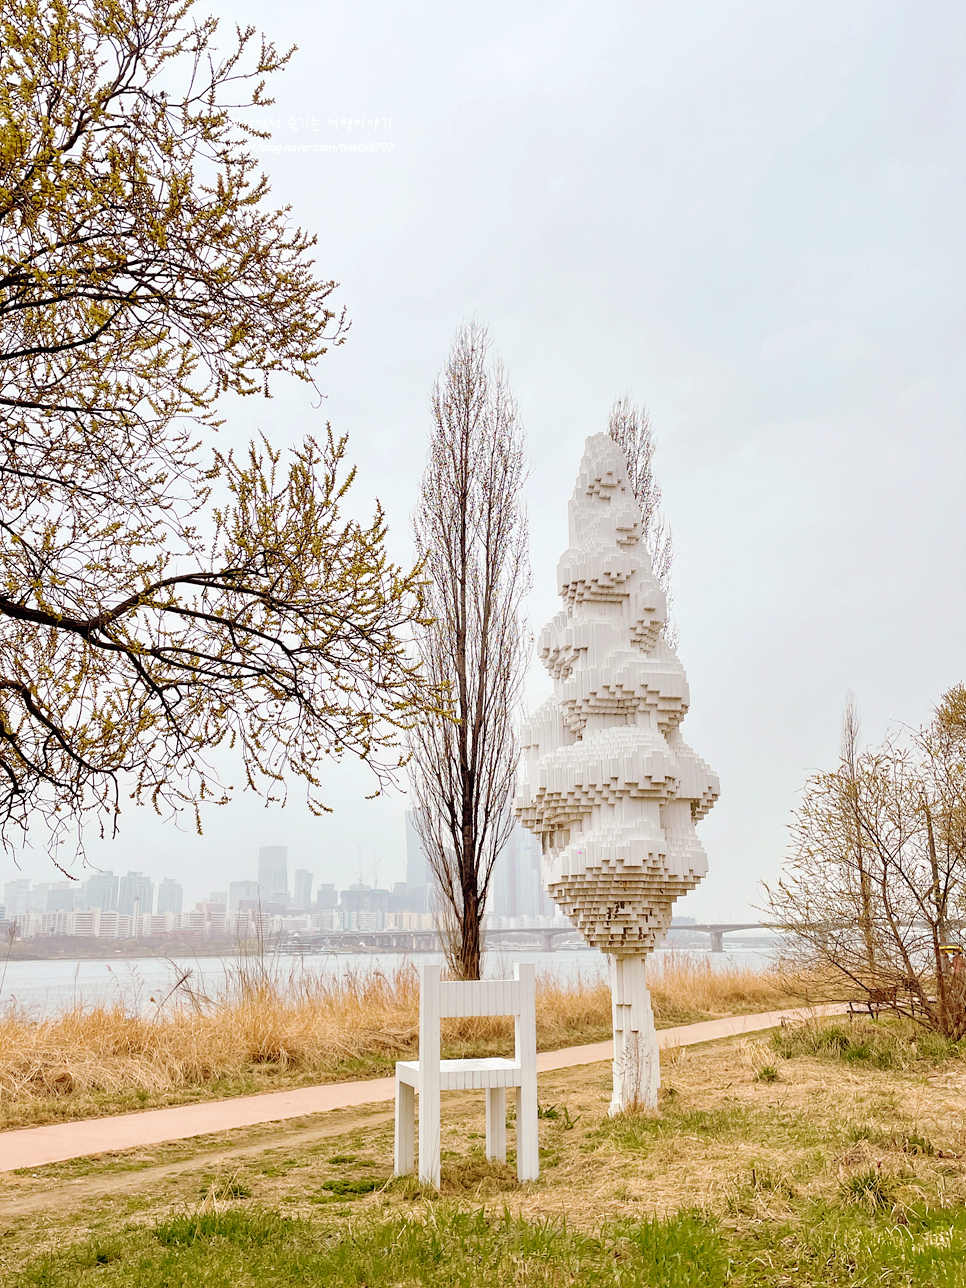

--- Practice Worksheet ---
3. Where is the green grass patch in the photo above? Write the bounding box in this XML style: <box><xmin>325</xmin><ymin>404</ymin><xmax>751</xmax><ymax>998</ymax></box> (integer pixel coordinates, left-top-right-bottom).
<box><xmin>16</xmin><ymin>1206</ymin><xmax>730</xmax><ymax>1287</ymax></box>
<box><xmin>15</xmin><ymin>1200</ymin><xmax>966</xmax><ymax>1287</ymax></box>
<box><xmin>319</xmin><ymin>1175</ymin><xmax>386</xmax><ymax>1196</ymax></box>
<box><xmin>773</xmin><ymin>1017</ymin><xmax>965</xmax><ymax>1071</ymax></box>
<box><xmin>839</xmin><ymin>1166</ymin><xmax>897</xmax><ymax>1213</ymax></box>
<box><xmin>737</xmin><ymin>1202</ymin><xmax>966</xmax><ymax>1287</ymax></box>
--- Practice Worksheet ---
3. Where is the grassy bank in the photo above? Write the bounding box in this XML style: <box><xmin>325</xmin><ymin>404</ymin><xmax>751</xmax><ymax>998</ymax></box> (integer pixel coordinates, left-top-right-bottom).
<box><xmin>0</xmin><ymin>956</ymin><xmax>795</xmax><ymax>1128</ymax></box>
<box><xmin>15</xmin><ymin>1203</ymin><xmax>966</xmax><ymax>1287</ymax></box>
<box><xmin>5</xmin><ymin>1015</ymin><xmax>965</xmax><ymax>1286</ymax></box>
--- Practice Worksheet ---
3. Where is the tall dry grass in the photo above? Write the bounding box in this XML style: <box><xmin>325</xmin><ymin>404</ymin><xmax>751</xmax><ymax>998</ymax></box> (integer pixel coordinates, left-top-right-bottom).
<box><xmin>647</xmin><ymin>954</ymin><xmax>792</xmax><ymax>1023</ymax></box>
<box><xmin>0</xmin><ymin>954</ymin><xmax>798</xmax><ymax>1127</ymax></box>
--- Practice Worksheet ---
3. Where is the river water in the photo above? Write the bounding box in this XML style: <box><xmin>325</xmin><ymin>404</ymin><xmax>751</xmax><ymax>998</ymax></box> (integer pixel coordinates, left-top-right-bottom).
<box><xmin>0</xmin><ymin>944</ymin><xmax>779</xmax><ymax>1016</ymax></box>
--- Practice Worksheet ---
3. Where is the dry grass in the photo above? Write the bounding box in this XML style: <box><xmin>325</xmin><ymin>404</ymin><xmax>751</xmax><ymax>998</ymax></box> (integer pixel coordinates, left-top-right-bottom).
<box><xmin>647</xmin><ymin>953</ymin><xmax>791</xmax><ymax>1022</ymax></box>
<box><xmin>0</xmin><ymin>953</ymin><xmax>797</xmax><ymax>1127</ymax></box>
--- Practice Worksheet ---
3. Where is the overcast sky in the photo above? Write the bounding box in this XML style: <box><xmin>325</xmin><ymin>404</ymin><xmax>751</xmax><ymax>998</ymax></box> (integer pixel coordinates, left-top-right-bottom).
<box><xmin>7</xmin><ymin>0</ymin><xmax>964</xmax><ymax>922</ymax></box>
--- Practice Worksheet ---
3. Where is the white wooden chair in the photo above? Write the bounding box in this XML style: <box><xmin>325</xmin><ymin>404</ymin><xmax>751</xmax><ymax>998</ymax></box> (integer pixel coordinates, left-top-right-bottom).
<box><xmin>394</xmin><ymin>962</ymin><xmax>539</xmax><ymax>1188</ymax></box>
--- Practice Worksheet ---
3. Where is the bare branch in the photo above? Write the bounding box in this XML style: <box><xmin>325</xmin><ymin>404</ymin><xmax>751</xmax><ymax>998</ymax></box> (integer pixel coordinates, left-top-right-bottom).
<box><xmin>607</xmin><ymin>395</ymin><xmax>677</xmax><ymax>648</ymax></box>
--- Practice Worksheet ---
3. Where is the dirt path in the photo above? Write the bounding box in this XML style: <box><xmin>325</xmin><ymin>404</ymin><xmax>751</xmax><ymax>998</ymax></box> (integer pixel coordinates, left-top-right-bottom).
<box><xmin>0</xmin><ymin>1102</ymin><xmax>397</xmax><ymax>1221</ymax></box>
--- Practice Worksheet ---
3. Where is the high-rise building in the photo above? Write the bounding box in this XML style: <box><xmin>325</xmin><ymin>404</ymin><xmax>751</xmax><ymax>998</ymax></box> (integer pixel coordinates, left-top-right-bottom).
<box><xmin>118</xmin><ymin>871</ymin><xmax>154</xmax><ymax>918</ymax></box>
<box><xmin>27</xmin><ymin>883</ymin><xmax>50</xmax><ymax>913</ymax></box>
<box><xmin>404</xmin><ymin>810</ymin><xmax>431</xmax><ymax>912</ymax></box>
<box><xmin>389</xmin><ymin>881</ymin><xmax>425</xmax><ymax>914</ymax></box>
<box><xmin>228</xmin><ymin>880</ymin><xmax>260</xmax><ymax>912</ymax></box>
<box><xmin>46</xmin><ymin>881</ymin><xmax>78</xmax><ymax>913</ymax></box>
<box><xmin>490</xmin><ymin>822</ymin><xmax>554</xmax><ymax>919</ymax></box>
<box><xmin>258</xmin><ymin>846</ymin><xmax>288</xmax><ymax>898</ymax></box>
<box><xmin>293</xmin><ymin>869</ymin><xmax>313</xmax><ymax>909</ymax></box>
<box><xmin>84</xmin><ymin>870</ymin><xmax>118</xmax><ymax>912</ymax></box>
<box><xmin>340</xmin><ymin>884</ymin><xmax>389</xmax><ymax>930</ymax></box>
<box><xmin>314</xmin><ymin>883</ymin><xmax>337</xmax><ymax>910</ymax></box>
<box><xmin>2</xmin><ymin>879</ymin><xmax>29</xmax><ymax>918</ymax></box>
<box><xmin>156</xmin><ymin>878</ymin><xmax>183</xmax><ymax>915</ymax></box>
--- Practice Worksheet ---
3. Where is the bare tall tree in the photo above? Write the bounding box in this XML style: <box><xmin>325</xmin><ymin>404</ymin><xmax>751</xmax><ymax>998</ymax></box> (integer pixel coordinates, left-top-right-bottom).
<box><xmin>607</xmin><ymin>396</ymin><xmax>678</xmax><ymax>648</ymax></box>
<box><xmin>410</xmin><ymin>322</ymin><xmax>530</xmax><ymax>980</ymax></box>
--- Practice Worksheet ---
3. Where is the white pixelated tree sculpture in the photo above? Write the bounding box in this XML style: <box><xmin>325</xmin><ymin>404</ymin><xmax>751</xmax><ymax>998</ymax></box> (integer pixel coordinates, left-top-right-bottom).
<box><xmin>516</xmin><ymin>434</ymin><xmax>719</xmax><ymax>1113</ymax></box>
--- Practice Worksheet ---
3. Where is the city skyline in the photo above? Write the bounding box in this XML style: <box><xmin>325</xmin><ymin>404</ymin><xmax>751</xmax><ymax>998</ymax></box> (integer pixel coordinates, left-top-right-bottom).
<box><xmin>2</xmin><ymin>822</ymin><xmax>559</xmax><ymax>937</ymax></box>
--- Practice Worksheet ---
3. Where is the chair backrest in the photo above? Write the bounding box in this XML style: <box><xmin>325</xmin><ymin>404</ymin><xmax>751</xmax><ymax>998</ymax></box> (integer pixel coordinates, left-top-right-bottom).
<box><xmin>418</xmin><ymin>963</ymin><xmax>536</xmax><ymax>1067</ymax></box>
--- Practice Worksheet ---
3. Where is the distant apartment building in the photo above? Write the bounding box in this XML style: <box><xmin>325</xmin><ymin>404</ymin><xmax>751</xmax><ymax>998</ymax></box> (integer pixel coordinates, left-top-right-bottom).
<box><xmin>388</xmin><ymin>881</ymin><xmax>425</xmax><ymax>915</ymax></box>
<box><xmin>71</xmin><ymin>908</ymin><xmax>103</xmax><ymax>937</ymax></box>
<box><xmin>340</xmin><ymin>884</ymin><xmax>389</xmax><ymax>915</ymax></box>
<box><xmin>84</xmin><ymin>870</ymin><xmax>119</xmax><ymax>912</ymax></box>
<box><xmin>340</xmin><ymin>883</ymin><xmax>390</xmax><ymax>930</ymax></box>
<box><xmin>293</xmin><ymin>869</ymin><xmax>313</xmax><ymax>909</ymax></box>
<box><xmin>46</xmin><ymin>881</ymin><xmax>78</xmax><ymax>912</ymax></box>
<box><xmin>228</xmin><ymin>880</ymin><xmax>260</xmax><ymax>912</ymax></box>
<box><xmin>3</xmin><ymin>879</ymin><xmax>29</xmax><ymax>918</ymax></box>
<box><xmin>41</xmin><ymin>909</ymin><xmax>74</xmax><ymax>936</ymax></box>
<box><xmin>117</xmin><ymin>871</ymin><xmax>154</xmax><ymax>918</ymax></box>
<box><xmin>141</xmin><ymin>912</ymin><xmax>182</xmax><ymax>936</ymax></box>
<box><xmin>27</xmin><ymin>883</ymin><xmax>50</xmax><ymax>913</ymax></box>
<box><xmin>313</xmin><ymin>907</ymin><xmax>344</xmax><ymax>931</ymax></box>
<box><xmin>258</xmin><ymin>846</ymin><xmax>288</xmax><ymax>899</ymax></box>
<box><xmin>190</xmin><ymin>895</ymin><xmax>226</xmax><ymax>937</ymax></box>
<box><xmin>16</xmin><ymin>907</ymin><xmax>135</xmax><ymax>939</ymax></box>
<box><xmin>386</xmin><ymin>910</ymin><xmax>435</xmax><ymax>931</ymax></box>
<box><xmin>314</xmin><ymin>883</ymin><xmax>338</xmax><ymax>911</ymax></box>
<box><xmin>156</xmin><ymin>877</ymin><xmax>183</xmax><ymax>915</ymax></box>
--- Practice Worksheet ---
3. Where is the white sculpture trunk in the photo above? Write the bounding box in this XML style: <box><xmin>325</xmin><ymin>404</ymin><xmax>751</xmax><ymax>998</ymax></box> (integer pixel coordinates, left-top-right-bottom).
<box><xmin>515</xmin><ymin>433</ymin><xmax>719</xmax><ymax>1116</ymax></box>
<box><xmin>609</xmin><ymin>954</ymin><xmax>659</xmax><ymax>1113</ymax></box>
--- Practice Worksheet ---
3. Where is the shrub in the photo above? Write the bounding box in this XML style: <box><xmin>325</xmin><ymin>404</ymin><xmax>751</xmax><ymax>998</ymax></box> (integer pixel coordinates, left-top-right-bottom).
<box><xmin>839</xmin><ymin>1167</ymin><xmax>896</xmax><ymax>1213</ymax></box>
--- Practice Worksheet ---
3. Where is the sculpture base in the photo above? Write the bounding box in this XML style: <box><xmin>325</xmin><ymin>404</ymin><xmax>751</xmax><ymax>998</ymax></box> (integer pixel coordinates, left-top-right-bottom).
<box><xmin>608</xmin><ymin>953</ymin><xmax>659</xmax><ymax>1114</ymax></box>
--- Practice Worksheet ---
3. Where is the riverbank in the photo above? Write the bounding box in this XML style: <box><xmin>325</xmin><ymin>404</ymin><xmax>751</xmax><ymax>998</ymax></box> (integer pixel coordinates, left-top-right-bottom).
<box><xmin>0</xmin><ymin>957</ymin><xmax>798</xmax><ymax>1130</ymax></box>
<box><xmin>2</xmin><ymin>936</ymin><xmax>254</xmax><ymax>962</ymax></box>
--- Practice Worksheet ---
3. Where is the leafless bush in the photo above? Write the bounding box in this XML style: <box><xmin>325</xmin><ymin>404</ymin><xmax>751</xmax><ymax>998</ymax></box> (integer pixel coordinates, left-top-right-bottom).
<box><xmin>765</xmin><ymin>686</ymin><xmax>966</xmax><ymax>1038</ymax></box>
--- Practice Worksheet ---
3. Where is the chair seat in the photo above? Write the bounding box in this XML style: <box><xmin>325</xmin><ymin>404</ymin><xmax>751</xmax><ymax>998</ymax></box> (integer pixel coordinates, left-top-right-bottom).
<box><xmin>396</xmin><ymin>1056</ymin><xmax>523</xmax><ymax>1090</ymax></box>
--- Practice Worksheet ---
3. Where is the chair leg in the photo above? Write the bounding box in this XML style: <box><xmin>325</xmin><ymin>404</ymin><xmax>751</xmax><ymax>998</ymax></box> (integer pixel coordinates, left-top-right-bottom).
<box><xmin>394</xmin><ymin>1079</ymin><xmax>415</xmax><ymax>1176</ymax></box>
<box><xmin>515</xmin><ymin>1073</ymin><xmax>539</xmax><ymax>1182</ymax></box>
<box><xmin>485</xmin><ymin>1087</ymin><xmax>506</xmax><ymax>1163</ymax></box>
<box><xmin>418</xmin><ymin>1084</ymin><xmax>441</xmax><ymax>1189</ymax></box>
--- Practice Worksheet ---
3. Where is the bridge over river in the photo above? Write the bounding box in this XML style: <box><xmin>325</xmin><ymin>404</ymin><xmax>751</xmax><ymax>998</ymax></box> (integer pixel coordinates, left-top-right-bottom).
<box><xmin>278</xmin><ymin>923</ymin><xmax>777</xmax><ymax>955</ymax></box>
<box><xmin>671</xmin><ymin>924</ymin><xmax>776</xmax><ymax>952</ymax></box>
